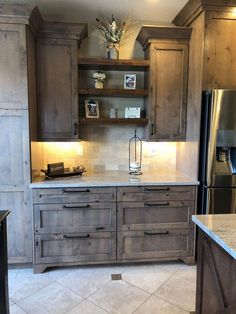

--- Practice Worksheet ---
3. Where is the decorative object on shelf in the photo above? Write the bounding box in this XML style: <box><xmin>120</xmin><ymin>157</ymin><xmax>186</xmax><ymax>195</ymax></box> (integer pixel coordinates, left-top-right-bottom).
<box><xmin>129</xmin><ymin>130</ymin><xmax>142</xmax><ymax>175</ymax></box>
<box><xmin>41</xmin><ymin>163</ymin><xmax>86</xmax><ymax>180</ymax></box>
<box><xmin>92</xmin><ymin>71</ymin><xmax>106</xmax><ymax>88</ymax></box>
<box><xmin>124</xmin><ymin>74</ymin><xmax>136</xmax><ymax>89</ymax></box>
<box><xmin>96</xmin><ymin>15</ymin><xmax>126</xmax><ymax>59</ymax></box>
<box><xmin>110</xmin><ymin>108</ymin><xmax>118</xmax><ymax>118</ymax></box>
<box><xmin>85</xmin><ymin>99</ymin><xmax>100</xmax><ymax>118</ymax></box>
<box><xmin>125</xmin><ymin>107</ymin><xmax>141</xmax><ymax>118</ymax></box>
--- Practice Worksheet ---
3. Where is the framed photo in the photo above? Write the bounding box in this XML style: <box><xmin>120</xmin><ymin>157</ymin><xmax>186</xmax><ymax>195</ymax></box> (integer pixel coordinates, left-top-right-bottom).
<box><xmin>124</xmin><ymin>74</ymin><xmax>136</xmax><ymax>89</ymax></box>
<box><xmin>125</xmin><ymin>107</ymin><xmax>141</xmax><ymax>118</ymax></box>
<box><xmin>85</xmin><ymin>99</ymin><xmax>99</xmax><ymax>118</ymax></box>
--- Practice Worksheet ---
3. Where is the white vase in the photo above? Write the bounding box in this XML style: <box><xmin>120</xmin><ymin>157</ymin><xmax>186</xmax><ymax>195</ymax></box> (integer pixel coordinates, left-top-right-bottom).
<box><xmin>95</xmin><ymin>81</ymin><xmax>103</xmax><ymax>89</ymax></box>
<box><xmin>107</xmin><ymin>43</ymin><xmax>119</xmax><ymax>59</ymax></box>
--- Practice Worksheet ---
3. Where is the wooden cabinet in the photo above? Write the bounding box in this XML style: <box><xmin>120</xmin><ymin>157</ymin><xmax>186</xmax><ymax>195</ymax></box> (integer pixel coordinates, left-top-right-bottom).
<box><xmin>117</xmin><ymin>185</ymin><xmax>196</xmax><ymax>263</ymax></box>
<box><xmin>36</xmin><ymin>22</ymin><xmax>87</xmax><ymax>141</ymax></box>
<box><xmin>32</xmin><ymin>184</ymin><xmax>196</xmax><ymax>272</ymax></box>
<box><xmin>137</xmin><ymin>26</ymin><xmax>191</xmax><ymax>141</ymax></box>
<box><xmin>33</xmin><ymin>187</ymin><xmax>116</xmax><ymax>273</ymax></box>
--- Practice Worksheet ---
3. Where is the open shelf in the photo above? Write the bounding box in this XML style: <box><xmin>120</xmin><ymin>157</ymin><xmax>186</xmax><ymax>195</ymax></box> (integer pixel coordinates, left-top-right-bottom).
<box><xmin>78</xmin><ymin>58</ymin><xmax>150</xmax><ymax>71</ymax></box>
<box><xmin>78</xmin><ymin>88</ymin><xmax>148</xmax><ymax>97</ymax></box>
<box><xmin>79</xmin><ymin>118</ymin><xmax>148</xmax><ymax>126</ymax></box>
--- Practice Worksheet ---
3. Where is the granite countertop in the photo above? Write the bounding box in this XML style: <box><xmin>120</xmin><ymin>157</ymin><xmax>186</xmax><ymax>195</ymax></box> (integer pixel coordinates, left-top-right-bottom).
<box><xmin>0</xmin><ymin>210</ymin><xmax>10</xmax><ymax>224</ymax></box>
<box><xmin>192</xmin><ymin>214</ymin><xmax>236</xmax><ymax>259</ymax></box>
<box><xmin>30</xmin><ymin>169</ymin><xmax>199</xmax><ymax>188</ymax></box>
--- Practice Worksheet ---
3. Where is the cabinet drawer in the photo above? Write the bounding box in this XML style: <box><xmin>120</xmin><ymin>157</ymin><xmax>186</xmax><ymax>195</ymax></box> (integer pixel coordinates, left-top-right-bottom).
<box><xmin>33</xmin><ymin>187</ymin><xmax>116</xmax><ymax>204</ymax></box>
<box><xmin>35</xmin><ymin>232</ymin><xmax>116</xmax><ymax>264</ymax></box>
<box><xmin>34</xmin><ymin>202</ymin><xmax>116</xmax><ymax>234</ymax></box>
<box><xmin>117</xmin><ymin>229</ymin><xmax>193</xmax><ymax>260</ymax></box>
<box><xmin>117</xmin><ymin>186</ymin><xmax>195</xmax><ymax>202</ymax></box>
<box><xmin>117</xmin><ymin>201</ymin><xmax>195</xmax><ymax>231</ymax></box>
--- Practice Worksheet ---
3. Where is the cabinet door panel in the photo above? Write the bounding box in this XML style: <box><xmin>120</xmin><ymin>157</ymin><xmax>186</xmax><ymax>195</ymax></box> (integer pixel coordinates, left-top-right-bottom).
<box><xmin>117</xmin><ymin>229</ymin><xmax>193</xmax><ymax>260</ymax></box>
<box><xmin>117</xmin><ymin>200</ymin><xmax>195</xmax><ymax>231</ymax></box>
<box><xmin>34</xmin><ymin>202</ymin><xmax>116</xmax><ymax>233</ymax></box>
<box><xmin>35</xmin><ymin>232</ymin><xmax>116</xmax><ymax>264</ymax></box>
<box><xmin>149</xmin><ymin>42</ymin><xmax>188</xmax><ymax>140</ymax></box>
<box><xmin>37</xmin><ymin>38</ymin><xmax>78</xmax><ymax>140</ymax></box>
<box><xmin>0</xmin><ymin>24</ymin><xmax>28</xmax><ymax>109</ymax></box>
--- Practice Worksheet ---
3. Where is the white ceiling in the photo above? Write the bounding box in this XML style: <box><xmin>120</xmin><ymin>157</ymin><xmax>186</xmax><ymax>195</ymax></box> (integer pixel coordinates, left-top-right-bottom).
<box><xmin>5</xmin><ymin>0</ymin><xmax>188</xmax><ymax>24</ymax></box>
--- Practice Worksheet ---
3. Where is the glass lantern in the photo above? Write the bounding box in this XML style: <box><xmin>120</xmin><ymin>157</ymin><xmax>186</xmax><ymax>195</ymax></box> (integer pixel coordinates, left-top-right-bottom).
<box><xmin>129</xmin><ymin>130</ymin><xmax>142</xmax><ymax>175</ymax></box>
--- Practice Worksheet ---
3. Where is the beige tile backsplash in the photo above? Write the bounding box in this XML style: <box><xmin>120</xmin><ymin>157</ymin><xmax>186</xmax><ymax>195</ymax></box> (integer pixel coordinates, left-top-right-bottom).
<box><xmin>35</xmin><ymin>127</ymin><xmax>177</xmax><ymax>173</ymax></box>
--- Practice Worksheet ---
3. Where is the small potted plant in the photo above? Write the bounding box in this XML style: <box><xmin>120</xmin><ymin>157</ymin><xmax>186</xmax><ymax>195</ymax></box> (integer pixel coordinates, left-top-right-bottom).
<box><xmin>92</xmin><ymin>71</ymin><xmax>106</xmax><ymax>89</ymax></box>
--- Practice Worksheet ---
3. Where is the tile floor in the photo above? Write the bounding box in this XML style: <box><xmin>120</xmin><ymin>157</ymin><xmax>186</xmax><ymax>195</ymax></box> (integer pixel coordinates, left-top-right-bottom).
<box><xmin>9</xmin><ymin>262</ymin><xmax>196</xmax><ymax>314</ymax></box>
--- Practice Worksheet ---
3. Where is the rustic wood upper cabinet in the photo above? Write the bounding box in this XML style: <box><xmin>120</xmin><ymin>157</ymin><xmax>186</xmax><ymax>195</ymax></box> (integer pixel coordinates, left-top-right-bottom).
<box><xmin>36</xmin><ymin>22</ymin><xmax>87</xmax><ymax>141</ymax></box>
<box><xmin>137</xmin><ymin>26</ymin><xmax>192</xmax><ymax>141</ymax></box>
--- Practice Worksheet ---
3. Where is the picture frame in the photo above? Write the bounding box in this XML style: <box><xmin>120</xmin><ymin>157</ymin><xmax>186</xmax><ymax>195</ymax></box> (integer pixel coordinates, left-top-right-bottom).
<box><xmin>85</xmin><ymin>99</ymin><xmax>100</xmax><ymax>118</ymax></box>
<box><xmin>125</xmin><ymin>107</ymin><xmax>141</xmax><ymax>118</ymax></box>
<box><xmin>124</xmin><ymin>74</ymin><xmax>136</xmax><ymax>90</ymax></box>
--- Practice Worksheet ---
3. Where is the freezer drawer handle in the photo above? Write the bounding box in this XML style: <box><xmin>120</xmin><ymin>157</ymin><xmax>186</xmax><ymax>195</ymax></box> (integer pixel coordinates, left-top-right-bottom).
<box><xmin>62</xmin><ymin>189</ymin><xmax>90</xmax><ymax>193</ymax></box>
<box><xmin>144</xmin><ymin>187</ymin><xmax>170</xmax><ymax>192</ymax></box>
<box><xmin>144</xmin><ymin>231</ymin><xmax>169</xmax><ymax>236</ymax></box>
<box><xmin>96</xmin><ymin>227</ymin><xmax>105</xmax><ymax>230</ymax></box>
<box><xmin>63</xmin><ymin>234</ymin><xmax>90</xmax><ymax>239</ymax></box>
<box><xmin>63</xmin><ymin>205</ymin><xmax>90</xmax><ymax>209</ymax></box>
<box><xmin>144</xmin><ymin>202</ymin><xmax>169</xmax><ymax>207</ymax></box>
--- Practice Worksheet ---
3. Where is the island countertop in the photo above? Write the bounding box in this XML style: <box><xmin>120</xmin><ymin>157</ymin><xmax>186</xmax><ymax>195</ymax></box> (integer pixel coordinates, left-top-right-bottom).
<box><xmin>192</xmin><ymin>214</ymin><xmax>236</xmax><ymax>259</ymax></box>
<box><xmin>30</xmin><ymin>169</ymin><xmax>199</xmax><ymax>188</ymax></box>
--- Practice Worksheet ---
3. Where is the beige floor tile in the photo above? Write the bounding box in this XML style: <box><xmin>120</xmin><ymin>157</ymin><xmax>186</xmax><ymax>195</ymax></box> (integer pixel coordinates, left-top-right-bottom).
<box><xmin>155</xmin><ymin>272</ymin><xmax>196</xmax><ymax>312</ymax></box>
<box><xmin>17</xmin><ymin>282</ymin><xmax>83</xmax><ymax>314</ymax></box>
<box><xmin>122</xmin><ymin>265</ymin><xmax>173</xmax><ymax>293</ymax></box>
<box><xmin>10</xmin><ymin>304</ymin><xmax>27</xmax><ymax>314</ymax></box>
<box><xmin>134</xmin><ymin>295</ymin><xmax>189</xmax><ymax>314</ymax></box>
<box><xmin>88</xmin><ymin>280</ymin><xmax>150</xmax><ymax>314</ymax></box>
<box><xmin>68</xmin><ymin>299</ymin><xmax>108</xmax><ymax>314</ymax></box>
<box><xmin>58</xmin><ymin>268</ymin><xmax>111</xmax><ymax>298</ymax></box>
<box><xmin>174</xmin><ymin>266</ymin><xmax>197</xmax><ymax>283</ymax></box>
<box><xmin>9</xmin><ymin>267</ymin><xmax>73</xmax><ymax>303</ymax></box>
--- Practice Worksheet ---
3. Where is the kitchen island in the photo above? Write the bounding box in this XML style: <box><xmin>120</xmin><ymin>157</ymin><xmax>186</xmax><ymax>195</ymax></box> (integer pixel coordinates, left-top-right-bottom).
<box><xmin>192</xmin><ymin>214</ymin><xmax>236</xmax><ymax>314</ymax></box>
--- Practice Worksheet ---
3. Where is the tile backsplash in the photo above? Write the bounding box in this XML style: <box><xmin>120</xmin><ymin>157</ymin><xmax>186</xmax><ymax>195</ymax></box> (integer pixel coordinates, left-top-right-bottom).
<box><xmin>33</xmin><ymin>127</ymin><xmax>176</xmax><ymax>173</ymax></box>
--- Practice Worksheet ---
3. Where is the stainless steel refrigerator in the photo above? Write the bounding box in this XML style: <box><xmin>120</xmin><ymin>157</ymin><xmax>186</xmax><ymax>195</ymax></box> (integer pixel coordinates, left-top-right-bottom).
<box><xmin>198</xmin><ymin>89</ymin><xmax>236</xmax><ymax>214</ymax></box>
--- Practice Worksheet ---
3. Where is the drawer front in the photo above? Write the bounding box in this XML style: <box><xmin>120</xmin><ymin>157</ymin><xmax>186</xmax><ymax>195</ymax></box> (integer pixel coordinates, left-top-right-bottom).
<box><xmin>117</xmin><ymin>186</ymin><xmax>196</xmax><ymax>202</ymax></box>
<box><xmin>35</xmin><ymin>232</ymin><xmax>116</xmax><ymax>264</ymax></box>
<box><xmin>33</xmin><ymin>187</ymin><xmax>116</xmax><ymax>204</ymax></box>
<box><xmin>117</xmin><ymin>229</ymin><xmax>193</xmax><ymax>260</ymax></box>
<box><xmin>117</xmin><ymin>201</ymin><xmax>195</xmax><ymax>231</ymax></box>
<box><xmin>34</xmin><ymin>202</ymin><xmax>116</xmax><ymax>234</ymax></box>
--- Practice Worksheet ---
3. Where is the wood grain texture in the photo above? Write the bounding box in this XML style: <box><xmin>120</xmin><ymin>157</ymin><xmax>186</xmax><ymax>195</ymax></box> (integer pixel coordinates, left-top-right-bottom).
<box><xmin>35</xmin><ymin>232</ymin><xmax>116</xmax><ymax>264</ymax></box>
<box><xmin>137</xmin><ymin>25</ymin><xmax>192</xmax><ymax>48</ymax></box>
<box><xmin>34</xmin><ymin>202</ymin><xmax>116</xmax><ymax>234</ymax></box>
<box><xmin>33</xmin><ymin>187</ymin><xmax>116</xmax><ymax>204</ymax></box>
<box><xmin>36</xmin><ymin>37</ymin><xmax>79</xmax><ymax>140</ymax></box>
<box><xmin>117</xmin><ymin>200</ymin><xmax>195</xmax><ymax>231</ymax></box>
<box><xmin>79</xmin><ymin>118</ymin><xmax>148</xmax><ymax>126</ymax></box>
<box><xmin>0</xmin><ymin>24</ymin><xmax>28</xmax><ymax>110</ymax></box>
<box><xmin>117</xmin><ymin>229</ymin><xmax>194</xmax><ymax>260</ymax></box>
<box><xmin>196</xmin><ymin>230</ymin><xmax>236</xmax><ymax>314</ymax></box>
<box><xmin>78</xmin><ymin>88</ymin><xmax>148</xmax><ymax>97</ymax></box>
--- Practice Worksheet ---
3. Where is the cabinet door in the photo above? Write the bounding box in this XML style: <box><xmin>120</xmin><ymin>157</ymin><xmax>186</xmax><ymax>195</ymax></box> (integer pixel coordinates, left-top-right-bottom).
<box><xmin>36</xmin><ymin>38</ymin><xmax>79</xmax><ymax>140</ymax></box>
<box><xmin>148</xmin><ymin>42</ymin><xmax>188</xmax><ymax>140</ymax></box>
<box><xmin>0</xmin><ymin>110</ymin><xmax>32</xmax><ymax>263</ymax></box>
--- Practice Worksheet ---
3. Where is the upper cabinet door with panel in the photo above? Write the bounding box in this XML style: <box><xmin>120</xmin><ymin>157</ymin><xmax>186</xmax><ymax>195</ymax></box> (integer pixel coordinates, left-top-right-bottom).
<box><xmin>137</xmin><ymin>26</ymin><xmax>191</xmax><ymax>141</ymax></box>
<box><xmin>36</xmin><ymin>38</ymin><xmax>78</xmax><ymax>140</ymax></box>
<box><xmin>149</xmin><ymin>42</ymin><xmax>188</xmax><ymax>140</ymax></box>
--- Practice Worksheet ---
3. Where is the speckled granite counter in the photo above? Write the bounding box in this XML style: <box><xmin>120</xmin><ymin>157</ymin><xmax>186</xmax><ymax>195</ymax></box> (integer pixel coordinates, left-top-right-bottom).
<box><xmin>30</xmin><ymin>170</ymin><xmax>199</xmax><ymax>188</ymax></box>
<box><xmin>192</xmin><ymin>214</ymin><xmax>236</xmax><ymax>259</ymax></box>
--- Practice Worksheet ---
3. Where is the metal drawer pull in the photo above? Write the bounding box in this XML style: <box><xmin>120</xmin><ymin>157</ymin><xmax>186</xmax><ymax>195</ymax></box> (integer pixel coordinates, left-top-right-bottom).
<box><xmin>144</xmin><ymin>187</ymin><xmax>170</xmax><ymax>192</ymax></box>
<box><xmin>62</xmin><ymin>189</ymin><xmax>90</xmax><ymax>193</ymax></box>
<box><xmin>63</xmin><ymin>205</ymin><xmax>90</xmax><ymax>209</ymax></box>
<box><xmin>96</xmin><ymin>227</ymin><xmax>105</xmax><ymax>230</ymax></box>
<box><xmin>144</xmin><ymin>231</ymin><xmax>169</xmax><ymax>236</ymax></box>
<box><xmin>144</xmin><ymin>202</ymin><xmax>169</xmax><ymax>207</ymax></box>
<box><xmin>63</xmin><ymin>234</ymin><xmax>90</xmax><ymax>239</ymax></box>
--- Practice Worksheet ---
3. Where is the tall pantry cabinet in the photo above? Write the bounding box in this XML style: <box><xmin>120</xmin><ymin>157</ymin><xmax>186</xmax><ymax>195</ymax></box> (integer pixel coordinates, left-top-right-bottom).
<box><xmin>0</xmin><ymin>5</ymin><xmax>38</xmax><ymax>263</ymax></box>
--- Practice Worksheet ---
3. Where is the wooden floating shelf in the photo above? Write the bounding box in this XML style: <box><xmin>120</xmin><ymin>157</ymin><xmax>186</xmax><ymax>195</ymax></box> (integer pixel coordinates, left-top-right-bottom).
<box><xmin>79</xmin><ymin>118</ymin><xmax>148</xmax><ymax>126</ymax></box>
<box><xmin>78</xmin><ymin>88</ymin><xmax>149</xmax><ymax>97</ymax></box>
<box><xmin>78</xmin><ymin>58</ymin><xmax>150</xmax><ymax>71</ymax></box>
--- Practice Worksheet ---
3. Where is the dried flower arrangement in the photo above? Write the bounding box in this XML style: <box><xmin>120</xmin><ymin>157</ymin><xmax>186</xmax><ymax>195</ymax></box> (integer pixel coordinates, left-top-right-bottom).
<box><xmin>92</xmin><ymin>71</ymin><xmax>106</xmax><ymax>82</ymax></box>
<box><xmin>96</xmin><ymin>15</ymin><xmax>125</xmax><ymax>44</ymax></box>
